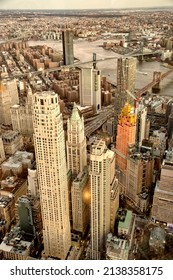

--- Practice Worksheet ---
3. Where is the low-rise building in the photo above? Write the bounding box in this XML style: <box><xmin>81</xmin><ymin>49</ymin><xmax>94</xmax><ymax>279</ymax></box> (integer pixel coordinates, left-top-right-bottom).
<box><xmin>106</xmin><ymin>233</ymin><xmax>129</xmax><ymax>260</ymax></box>
<box><xmin>118</xmin><ymin>209</ymin><xmax>136</xmax><ymax>248</ymax></box>
<box><xmin>0</xmin><ymin>196</ymin><xmax>14</xmax><ymax>231</ymax></box>
<box><xmin>0</xmin><ymin>225</ymin><xmax>32</xmax><ymax>260</ymax></box>
<box><xmin>2</xmin><ymin>130</ymin><xmax>23</xmax><ymax>155</ymax></box>
<box><xmin>1</xmin><ymin>151</ymin><xmax>33</xmax><ymax>176</ymax></box>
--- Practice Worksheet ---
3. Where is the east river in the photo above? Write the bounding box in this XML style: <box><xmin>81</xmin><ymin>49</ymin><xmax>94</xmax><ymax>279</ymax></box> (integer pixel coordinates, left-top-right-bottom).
<box><xmin>29</xmin><ymin>39</ymin><xmax>173</xmax><ymax>97</ymax></box>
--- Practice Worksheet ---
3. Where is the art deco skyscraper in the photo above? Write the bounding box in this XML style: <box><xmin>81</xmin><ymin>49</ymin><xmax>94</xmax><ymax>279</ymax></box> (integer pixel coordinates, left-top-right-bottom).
<box><xmin>67</xmin><ymin>103</ymin><xmax>89</xmax><ymax>235</ymax></box>
<box><xmin>62</xmin><ymin>30</ymin><xmax>74</xmax><ymax>65</ymax></box>
<box><xmin>33</xmin><ymin>91</ymin><xmax>71</xmax><ymax>259</ymax></box>
<box><xmin>90</xmin><ymin>139</ymin><xmax>117</xmax><ymax>260</ymax></box>
<box><xmin>66</xmin><ymin>103</ymin><xmax>87</xmax><ymax>176</ymax></box>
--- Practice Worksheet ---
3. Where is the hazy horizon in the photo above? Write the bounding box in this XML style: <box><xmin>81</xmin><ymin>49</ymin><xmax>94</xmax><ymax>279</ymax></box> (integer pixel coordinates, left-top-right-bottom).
<box><xmin>0</xmin><ymin>0</ymin><xmax>172</xmax><ymax>10</ymax></box>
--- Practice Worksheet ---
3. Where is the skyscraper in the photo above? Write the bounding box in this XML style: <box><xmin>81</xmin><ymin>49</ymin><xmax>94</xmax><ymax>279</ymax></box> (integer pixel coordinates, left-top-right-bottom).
<box><xmin>67</xmin><ymin>103</ymin><xmax>89</xmax><ymax>235</ymax></box>
<box><xmin>90</xmin><ymin>139</ymin><xmax>117</xmax><ymax>259</ymax></box>
<box><xmin>126</xmin><ymin>153</ymin><xmax>153</xmax><ymax>212</ymax></box>
<box><xmin>62</xmin><ymin>30</ymin><xmax>74</xmax><ymax>65</ymax></box>
<box><xmin>136</xmin><ymin>106</ymin><xmax>147</xmax><ymax>147</ymax></box>
<box><xmin>66</xmin><ymin>102</ymin><xmax>87</xmax><ymax>176</ymax></box>
<box><xmin>16</xmin><ymin>196</ymin><xmax>35</xmax><ymax>236</ymax></box>
<box><xmin>117</xmin><ymin>57</ymin><xmax>136</xmax><ymax>107</ymax></box>
<box><xmin>79</xmin><ymin>67</ymin><xmax>101</xmax><ymax>112</ymax></box>
<box><xmin>115</xmin><ymin>58</ymin><xmax>136</xmax><ymax>137</ymax></box>
<box><xmin>33</xmin><ymin>91</ymin><xmax>71</xmax><ymax>259</ymax></box>
<box><xmin>152</xmin><ymin>152</ymin><xmax>173</xmax><ymax>224</ymax></box>
<box><xmin>71</xmin><ymin>167</ymin><xmax>90</xmax><ymax>235</ymax></box>
<box><xmin>116</xmin><ymin>103</ymin><xmax>136</xmax><ymax>172</ymax></box>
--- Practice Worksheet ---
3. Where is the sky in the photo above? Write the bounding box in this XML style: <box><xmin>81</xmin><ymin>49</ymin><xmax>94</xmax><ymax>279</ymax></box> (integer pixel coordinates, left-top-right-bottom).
<box><xmin>0</xmin><ymin>0</ymin><xmax>173</xmax><ymax>10</ymax></box>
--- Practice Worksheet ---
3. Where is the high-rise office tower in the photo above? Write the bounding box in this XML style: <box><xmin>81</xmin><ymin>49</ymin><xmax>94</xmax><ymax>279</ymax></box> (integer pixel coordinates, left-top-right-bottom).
<box><xmin>67</xmin><ymin>103</ymin><xmax>89</xmax><ymax>235</ymax></box>
<box><xmin>115</xmin><ymin>57</ymin><xmax>136</xmax><ymax>137</ymax></box>
<box><xmin>90</xmin><ymin>139</ymin><xmax>117</xmax><ymax>259</ymax></box>
<box><xmin>62</xmin><ymin>30</ymin><xmax>74</xmax><ymax>65</ymax></box>
<box><xmin>71</xmin><ymin>167</ymin><xmax>90</xmax><ymax>235</ymax></box>
<box><xmin>117</xmin><ymin>57</ymin><xmax>136</xmax><ymax>106</ymax></box>
<box><xmin>66</xmin><ymin>102</ymin><xmax>87</xmax><ymax>176</ymax></box>
<box><xmin>136</xmin><ymin>105</ymin><xmax>147</xmax><ymax>147</ymax></box>
<box><xmin>16</xmin><ymin>195</ymin><xmax>35</xmax><ymax>236</ymax></box>
<box><xmin>152</xmin><ymin>152</ymin><xmax>173</xmax><ymax>224</ymax></box>
<box><xmin>116</xmin><ymin>103</ymin><xmax>136</xmax><ymax>172</ymax></box>
<box><xmin>0</xmin><ymin>79</ymin><xmax>19</xmax><ymax>125</ymax></box>
<box><xmin>16</xmin><ymin>195</ymin><xmax>42</xmax><ymax>235</ymax></box>
<box><xmin>126</xmin><ymin>153</ymin><xmax>153</xmax><ymax>212</ymax></box>
<box><xmin>33</xmin><ymin>91</ymin><xmax>71</xmax><ymax>259</ymax></box>
<box><xmin>79</xmin><ymin>67</ymin><xmax>101</xmax><ymax>112</ymax></box>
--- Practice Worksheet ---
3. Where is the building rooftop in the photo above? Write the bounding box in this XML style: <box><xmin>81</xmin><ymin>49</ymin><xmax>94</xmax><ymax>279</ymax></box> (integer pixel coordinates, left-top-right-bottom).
<box><xmin>2</xmin><ymin>130</ymin><xmax>21</xmax><ymax>142</ymax></box>
<box><xmin>1</xmin><ymin>151</ymin><xmax>33</xmax><ymax>169</ymax></box>
<box><xmin>70</xmin><ymin>102</ymin><xmax>81</xmax><ymax>121</ymax></box>
<box><xmin>0</xmin><ymin>225</ymin><xmax>31</xmax><ymax>255</ymax></box>
<box><xmin>118</xmin><ymin>210</ymin><xmax>132</xmax><ymax>230</ymax></box>
<box><xmin>0</xmin><ymin>176</ymin><xmax>26</xmax><ymax>196</ymax></box>
<box><xmin>0</xmin><ymin>196</ymin><xmax>11</xmax><ymax>208</ymax></box>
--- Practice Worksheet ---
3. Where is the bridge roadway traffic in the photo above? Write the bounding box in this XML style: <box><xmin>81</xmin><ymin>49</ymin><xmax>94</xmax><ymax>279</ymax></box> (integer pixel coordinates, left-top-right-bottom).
<box><xmin>84</xmin><ymin>105</ymin><xmax>114</xmax><ymax>138</ymax></box>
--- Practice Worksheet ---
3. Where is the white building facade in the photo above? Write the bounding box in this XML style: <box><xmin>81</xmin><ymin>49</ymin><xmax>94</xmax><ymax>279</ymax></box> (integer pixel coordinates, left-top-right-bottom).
<box><xmin>90</xmin><ymin>139</ymin><xmax>116</xmax><ymax>259</ymax></box>
<box><xmin>33</xmin><ymin>91</ymin><xmax>71</xmax><ymax>259</ymax></box>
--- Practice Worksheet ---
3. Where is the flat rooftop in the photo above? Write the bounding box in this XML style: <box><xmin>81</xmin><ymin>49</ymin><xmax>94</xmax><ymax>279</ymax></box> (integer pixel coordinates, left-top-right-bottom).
<box><xmin>118</xmin><ymin>210</ymin><xmax>132</xmax><ymax>230</ymax></box>
<box><xmin>0</xmin><ymin>226</ymin><xmax>31</xmax><ymax>255</ymax></box>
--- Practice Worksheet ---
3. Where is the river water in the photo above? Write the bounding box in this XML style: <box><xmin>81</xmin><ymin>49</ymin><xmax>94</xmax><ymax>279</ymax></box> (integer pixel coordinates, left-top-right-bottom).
<box><xmin>29</xmin><ymin>39</ymin><xmax>173</xmax><ymax>97</ymax></box>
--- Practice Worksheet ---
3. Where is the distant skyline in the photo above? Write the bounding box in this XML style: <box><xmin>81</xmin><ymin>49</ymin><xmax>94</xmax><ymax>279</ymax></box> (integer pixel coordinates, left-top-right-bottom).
<box><xmin>0</xmin><ymin>0</ymin><xmax>173</xmax><ymax>10</ymax></box>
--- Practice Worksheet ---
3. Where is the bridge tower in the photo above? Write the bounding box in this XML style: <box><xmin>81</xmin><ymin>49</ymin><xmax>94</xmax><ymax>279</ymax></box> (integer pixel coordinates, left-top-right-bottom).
<box><xmin>93</xmin><ymin>53</ymin><xmax>97</xmax><ymax>69</ymax></box>
<box><xmin>152</xmin><ymin>71</ymin><xmax>162</xmax><ymax>93</ymax></box>
<box><xmin>138</xmin><ymin>40</ymin><xmax>144</xmax><ymax>62</ymax></box>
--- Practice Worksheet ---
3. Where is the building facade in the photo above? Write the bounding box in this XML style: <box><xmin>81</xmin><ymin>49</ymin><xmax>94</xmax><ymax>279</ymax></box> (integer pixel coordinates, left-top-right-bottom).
<box><xmin>90</xmin><ymin>139</ymin><xmax>116</xmax><ymax>259</ymax></box>
<box><xmin>71</xmin><ymin>167</ymin><xmax>90</xmax><ymax>235</ymax></box>
<box><xmin>66</xmin><ymin>102</ymin><xmax>87</xmax><ymax>176</ymax></box>
<box><xmin>152</xmin><ymin>156</ymin><xmax>173</xmax><ymax>224</ymax></box>
<box><xmin>116</xmin><ymin>103</ymin><xmax>136</xmax><ymax>172</ymax></box>
<box><xmin>117</xmin><ymin>57</ymin><xmax>136</xmax><ymax>107</ymax></box>
<box><xmin>79</xmin><ymin>67</ymin><xmax>101</xmax><ymax>112</ymax></box>
<box><xmin>0</xmin><ymin>79</ymin><xmax>19</xmax><ymax>125</ymax></box>
<box><xmin>62</xmin><ymin>30</ymin><xmax>74</xmax><ymax>65</ymax></box>
<box><xmin>126</xmin><ymin>153</ymin><xmax>153</xmax><ymax>212</ymax></box>
<box><xmin>33</xmin><ymin>91</ymin><xmax>71</xmax><ymax>259</ymax></box>
<box><xmin>2</xmin><ymin>130</ymin><xmax>23</xmax><ymax>155</ymax></box>
<box><xmin>10</xmin><ymin>87</ymin><xmax>33</xmax><ymax>136</ymax></box>
<box><xmin>27</xmin><ymin>166</ymin><xmax>39</xmax><ymax>198</ymax></box>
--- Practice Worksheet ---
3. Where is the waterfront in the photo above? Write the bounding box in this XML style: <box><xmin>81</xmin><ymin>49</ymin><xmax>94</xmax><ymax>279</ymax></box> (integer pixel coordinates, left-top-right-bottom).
<box><xmin>29</xmin><ymin>39</ymin><xmax>173</xmax><ymax>97</ymax></box>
